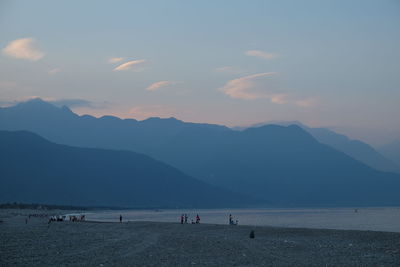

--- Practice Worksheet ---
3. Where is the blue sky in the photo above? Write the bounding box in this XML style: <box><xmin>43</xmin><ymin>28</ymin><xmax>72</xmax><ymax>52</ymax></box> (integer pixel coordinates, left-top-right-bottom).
<box><xmin>0</xmin><ymin>0</ymin><xmax>399</xmax><ymax>145</ymax></box>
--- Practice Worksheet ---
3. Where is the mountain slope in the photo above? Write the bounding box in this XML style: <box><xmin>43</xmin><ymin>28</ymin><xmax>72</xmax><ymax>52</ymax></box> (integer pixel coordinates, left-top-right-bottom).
<box><xmin>0</xmin><ymin>130</ymin><xmax>254</xmax><ymax>208</ymax></box>
<box><xmin>379</xmin><ymin>140</ymin><xmax>400</xmax><ymax>167</ymax></box>
<box><xmin>308</xmin><ymin>127</ymin><xmax>399</xmax><ymax>173</ymax></box>
<box><xmin>237</xmin><ymin>120</ymin><xmax>399</xmax><ymax>173</ymax></box>
<box><xmin>1</xmin><ymin>99</ymin><xmax>400</xmax><ymax>206</ymax></box>
<box><xmin>196</xmin><ymin>125</ymin><xmax>400</xmax><ymax>206</ymax></box>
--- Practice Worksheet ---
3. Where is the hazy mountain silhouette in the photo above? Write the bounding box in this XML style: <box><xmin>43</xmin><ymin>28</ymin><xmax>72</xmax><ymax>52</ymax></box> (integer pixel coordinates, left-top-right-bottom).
<box><xmin>379</xmin><ymin>140</ymin><xmax>400</xmax><ymax>167</ymax></box>
<box><xmin>0</xmin><ymin>130</ymin><xmax>255</xmax><ymax>208</ymax></box>
<box><xmin>1</xmin><ymin>99</ymin><xmax>400</xmax><ymax>206</ymax></box>
<box><xmin>235</xmin><ymin>121</ymin><xmax>399</xmax><ymax>173</ymax></box>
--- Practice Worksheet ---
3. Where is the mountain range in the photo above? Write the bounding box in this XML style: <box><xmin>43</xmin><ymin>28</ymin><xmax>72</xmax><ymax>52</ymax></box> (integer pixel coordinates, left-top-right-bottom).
<box><xmin>0</xmin><ymin>130</ymin><xmax>252</xmax><ymax>208</ymax></box>
<box><xmin>234</xmin><ymin>121</ymin><xmax>399</xmax><ymax>173</ymax></box>
<box><xmin>1</xmin><ymin>99</ymin><xmax>400</xmax><ymax>206</ymax></box>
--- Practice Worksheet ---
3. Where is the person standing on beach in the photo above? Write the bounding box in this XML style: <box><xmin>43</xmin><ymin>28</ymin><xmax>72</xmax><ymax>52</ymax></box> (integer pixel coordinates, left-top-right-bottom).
<box><xmin>229</xmin><ymin>214</ymin><xmax>232</xmax><ymax>225</ymax></box>
<box><xmin>196</xmin><ymin>214</ymin><xmax>200</xmax><ymax>224</ymax></box>
<box><xmin>119</xmin><ymin>215</ymin><xmax>122</xmax><ymax>223</ymax></box>
<box><xmin>184</xmin><ymin>214</ymin><xmax>188</xmax><ymax>224</ymax></box>
<box><xmin>180</xmin><ymin>214</ymin><xmax>184</xmax><ymax>224</ymax></box>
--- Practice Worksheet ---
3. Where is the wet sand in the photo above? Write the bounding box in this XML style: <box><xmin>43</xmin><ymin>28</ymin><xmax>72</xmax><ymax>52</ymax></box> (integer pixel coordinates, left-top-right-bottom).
<box><xmin>1</xmin><ymin>209</ymin><xmax>400</xmax><ymax>266</ymax></box>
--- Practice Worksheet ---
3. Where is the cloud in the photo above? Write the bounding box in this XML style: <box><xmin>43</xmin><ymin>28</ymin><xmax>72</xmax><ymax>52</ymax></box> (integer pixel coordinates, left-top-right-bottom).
<box><xmin>0</xmin><ymin>100</ymin><xmax>18</xmax><ymax>107</ymax></box>
<box><xmin>2</xmin><ymin>38</ymin><xmax>45</xmax><ymax>61</ymax></box>
<box><xmin>108</xmin><ymin>57</ymin><xmax>124</xmax><ymax>63</ymax></box>
<box><xmin>146</xmin><ymin>81</ymin><xmax>181</xmax><ymax>91</ymax></box>
<box><xmin>113</xmin><ymin>59</ymin><xmax>146</xmax><ymax>71</ymax></box>
<box><xmin>219</xmin><ymin>72</ymin><xmax>316</xmax><ymax>107</ymax></box>
<box><xmin>0</xmin><ymin>81</ymin><xmax>18</xmax><ymax>90</ymax></box>
<box><xmin>49</xmin><ymin>98</ymin><xmax>109</xmax><ymax>109</ymax></box>
<box><xmin>219</xmin><ymin>72</ymin><xmax>278</xmax><ymax>100</ymax></box>
<box><xmin>245</xmin><ymin>50</ymin><xmax>278</xmax><ymax>60</ymax></box>
<box><xmin>50</xmin><ymin>99</ymin><xmax>93</xmax><ymax>108</ymax></box>
<box><xmin>48</xmin><ymin>68</ymin><xmax>61</xmax><ymax>74</ymax></box>
<box><xmin>270</xmin><ymin>94</ymin><xmax>290</xmax><ymax>104</ymax></box>
<box><xmin>215</xmin><ymin>66</ymin><xmax>244</xmax><ymax>74</ymax></box>
<box><xmin>294</xmin><ymin>98</ymin><xmax>318</xmax><ymax>108</ymax></box>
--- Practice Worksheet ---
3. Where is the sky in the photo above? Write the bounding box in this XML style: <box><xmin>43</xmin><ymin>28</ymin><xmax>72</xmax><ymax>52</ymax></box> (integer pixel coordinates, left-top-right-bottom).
<box><xmin>0</xmin><ymin>0</ymin><xmax>399</xmax><ymax>146</ymax></box>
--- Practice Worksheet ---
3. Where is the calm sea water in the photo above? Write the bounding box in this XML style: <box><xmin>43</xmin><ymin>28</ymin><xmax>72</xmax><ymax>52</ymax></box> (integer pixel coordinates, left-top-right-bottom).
<box><xmin>85</xmin><ymin>207</ymin><xmax>400</xmax><ymax>233</ymax></box>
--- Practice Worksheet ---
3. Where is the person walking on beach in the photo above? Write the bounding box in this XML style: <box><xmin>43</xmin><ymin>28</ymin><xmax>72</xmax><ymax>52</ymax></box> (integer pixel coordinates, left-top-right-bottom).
<box><xmin>119</xmin><ymin>215</ymin><xmax>122</xmax><ymax>223</ymax></box>
<box><xmin>229</xmin><ymin>214</ymin><xmax>233</xmax><ymax>225</ymax></box>
<box><xmin>196</xmin><ymin>214</ymin><xmax>200</xmax><ymax>224</ymax></box>
<box><xmin>184</xmin><ymin>214</ymin><xmax>188</xmax><ymax>224</ymax></box>
<box><xmin>180</xmin><ymin>214</ymin><xmax>184</xmax><ymax>224</ymax></box>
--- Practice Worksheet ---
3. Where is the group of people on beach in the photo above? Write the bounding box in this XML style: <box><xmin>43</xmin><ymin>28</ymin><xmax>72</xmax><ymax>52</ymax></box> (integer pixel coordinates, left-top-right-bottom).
<box><xmin>179</xmin><ymin>213</ymin><xmax>238</xmax><ymax>225</ymax></box>
<box><xmin>48</xmin><ymin>214</ymin><xmax>85</xmax><ymax>224</ymax></box>
<box><xmin>180</xmin><ymin>214</ymin><xmax>200</xmax><ymax>224</ymax></box>
<box><xmin>229</xmin><ymin>214</ymin><xmax>238</xmax><ymax>225</ymax></box>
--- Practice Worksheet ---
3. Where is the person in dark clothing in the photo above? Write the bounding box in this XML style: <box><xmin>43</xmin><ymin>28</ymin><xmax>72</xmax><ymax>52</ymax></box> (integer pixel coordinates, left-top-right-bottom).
<box><xmin>196</xmin><ymin>214</ymin><xmax>200</xmax><ymax>224</ymax></box>
<box><xmin>119</xmin><ymin>215</ymin><xmax>122</xmax><ymax>223</ymax></box>
<box><xmin>184</xmin><ymin>214</ymin><xmax>188</xmax><ymax>224</ymax></box>
<box><xmin>180</xmin><ymin>214</ymin><xmax>184</xmax><ymax>224</ymax></box>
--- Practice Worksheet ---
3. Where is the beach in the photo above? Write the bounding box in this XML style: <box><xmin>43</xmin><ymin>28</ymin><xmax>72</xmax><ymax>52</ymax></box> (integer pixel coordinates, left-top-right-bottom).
<box><xmin>1</xmin><ymin>209</ymin><xmax>400</xmax><ymax>266</ymax></box>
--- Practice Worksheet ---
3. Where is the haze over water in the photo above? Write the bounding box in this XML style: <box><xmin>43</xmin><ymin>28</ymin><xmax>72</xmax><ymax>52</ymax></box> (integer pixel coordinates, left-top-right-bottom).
<box><xmin>86</xmin><ymin>207</ymin><xmax>400</xmax><ymax>233</ymax></box>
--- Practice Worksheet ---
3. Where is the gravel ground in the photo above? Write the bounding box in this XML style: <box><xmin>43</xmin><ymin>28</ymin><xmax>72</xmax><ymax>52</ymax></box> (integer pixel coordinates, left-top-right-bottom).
<box><xmin>1</xmin><ymin>209</ymin><xmax>400</xmax><ymax>266</ymax></box>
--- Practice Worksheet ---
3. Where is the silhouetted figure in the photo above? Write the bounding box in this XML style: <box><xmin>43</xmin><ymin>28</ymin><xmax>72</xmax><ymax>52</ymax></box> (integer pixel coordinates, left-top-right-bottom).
<box><xmin>249</xmin><ymin>230</ymin><xmax>255</xmax><ymax>239</ymax></box>
<box><xmin>229</xmin><ymin>214</ymin><xmax>233</xmax><ymax>225</ymax></box>
<box><xmin>180</xmin><ymin>214</ymin><xmax>184</xmax><ymax>224</ymax></box>
<box><xmin>119</xmin><ymin>215</ymin><xmax>122</xmax><ymax>223</ymax></box>
<box><xmin>184</xmin><ymin>214</ymin><xmax>188</xmax><ymax>224</ymax></box>
<box><xmin>196</xmin><ymin>214</ymin><xmax>200</xmax><ymax>224</ymax></box>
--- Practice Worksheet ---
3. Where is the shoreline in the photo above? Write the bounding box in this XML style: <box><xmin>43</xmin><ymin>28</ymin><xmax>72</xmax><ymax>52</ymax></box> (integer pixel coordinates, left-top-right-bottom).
<box><xmin>84</xmin><ymin>206</ymin><xmax>400</xmax><ymax>233</ymax></box>
<box><xmin>1</xmin><ymin>209</ymin><xmax>400</xmax><ymax>266</ymax></box>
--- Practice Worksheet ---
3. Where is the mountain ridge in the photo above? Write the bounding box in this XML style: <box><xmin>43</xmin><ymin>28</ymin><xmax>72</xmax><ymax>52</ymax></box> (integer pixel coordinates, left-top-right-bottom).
<box><xmin>235</xmin><ymin>120</ymin><xmax>399</xmax><ymax>173</ymax></box>
<box><xmin>0</xmin><ymin>130</ymin><xmax>256</xmax><ymax>208</ymax></box>
<box><xmin>1</xmin><ymin>99</ymin><xmax>400</xmax><ymax>206</ymax></box>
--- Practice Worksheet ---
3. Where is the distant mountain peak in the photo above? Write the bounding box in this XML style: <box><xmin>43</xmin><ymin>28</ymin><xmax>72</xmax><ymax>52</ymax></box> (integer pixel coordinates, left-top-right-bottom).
<box><xmin>143</xmin><ymin>117</ymin><xmax>181</xmax><ymax>122</ymax></box>
<box><xmin>16</xmin><ymin>98</ymin><xmax>51</xmax><ymax>107</ymax></box>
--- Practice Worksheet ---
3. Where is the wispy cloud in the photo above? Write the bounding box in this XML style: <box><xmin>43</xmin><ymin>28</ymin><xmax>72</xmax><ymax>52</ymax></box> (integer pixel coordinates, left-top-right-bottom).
<box><xmin>245</xmin><ymin>50</ymin><xmax>278</xmax><ymax>60</ymax></box>
<box><xmin>46</xmin><ymin>98</ymin><xmax>110</xmax><ymax>109</ymax></box>
<box><xmin>146</xmin><ymin>81</ymin><xmax>181</xmax><ymax>91</ymax></box>
<box><xmin>0</xmin><ymin>81</ymin><xmax>18</xmax><ymax>90</ymax></box>
<box><xmin>108</xmin><ymin>57</ymin><xmax>124</xmax><ymax>63</ymax></box>
<box><xmin>215</xmin><ymin>66</ymin><xmax>244</xmax><ymax>74</ymax></box>
<box><xmin>48</xmin><ymin>68</ymin><xmax>61</xmax><ymax>75</ymax></box>
<box><xmin>219</xmin><ymin>72</ymin><xmax>316</xmax><ymax>107</ymax></box>
<box><xmin>294</xmin><ymin>98</ymin><xmax>318</xmax><ymax>108</ymax></box>
<box><xmin>113</xmin><ymin>59</ymin><xmax>146</xmax><ymax>71</ymax></box>
<box><xmin>2</xmin><ymin>38</ymin><xmax>45</xmax><ymax>61</ymax></box>
<box><xmin>219</xmin><ymin>72</ymin><xmax>278</xmax><ymax>100</ymax></box>
<box><xmin>50</xmin><ymin>98</ymin><xmax>94</xmax><ymax>108</ymax></box>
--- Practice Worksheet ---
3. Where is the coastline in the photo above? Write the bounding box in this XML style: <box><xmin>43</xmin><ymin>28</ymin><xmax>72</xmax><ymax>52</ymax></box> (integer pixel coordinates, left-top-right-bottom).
<box><xmin>1</xmin><ymin>209</ymin><xmax>400</xmax><ymax>266</ymax></box>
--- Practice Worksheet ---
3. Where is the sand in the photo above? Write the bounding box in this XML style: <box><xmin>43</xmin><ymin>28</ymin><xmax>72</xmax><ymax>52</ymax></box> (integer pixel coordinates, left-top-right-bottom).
<box><xmin>1</xmin><ymin>209</ymin><xmax>400</xmax><ymax>266</ymax></box>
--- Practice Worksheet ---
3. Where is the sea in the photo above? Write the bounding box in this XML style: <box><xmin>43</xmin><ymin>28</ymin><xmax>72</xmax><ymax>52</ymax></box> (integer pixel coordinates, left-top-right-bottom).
<box><xmin>85</xmin><ymin>207</ymin><xmax>400</xmax><ymax>233</ymax></box>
